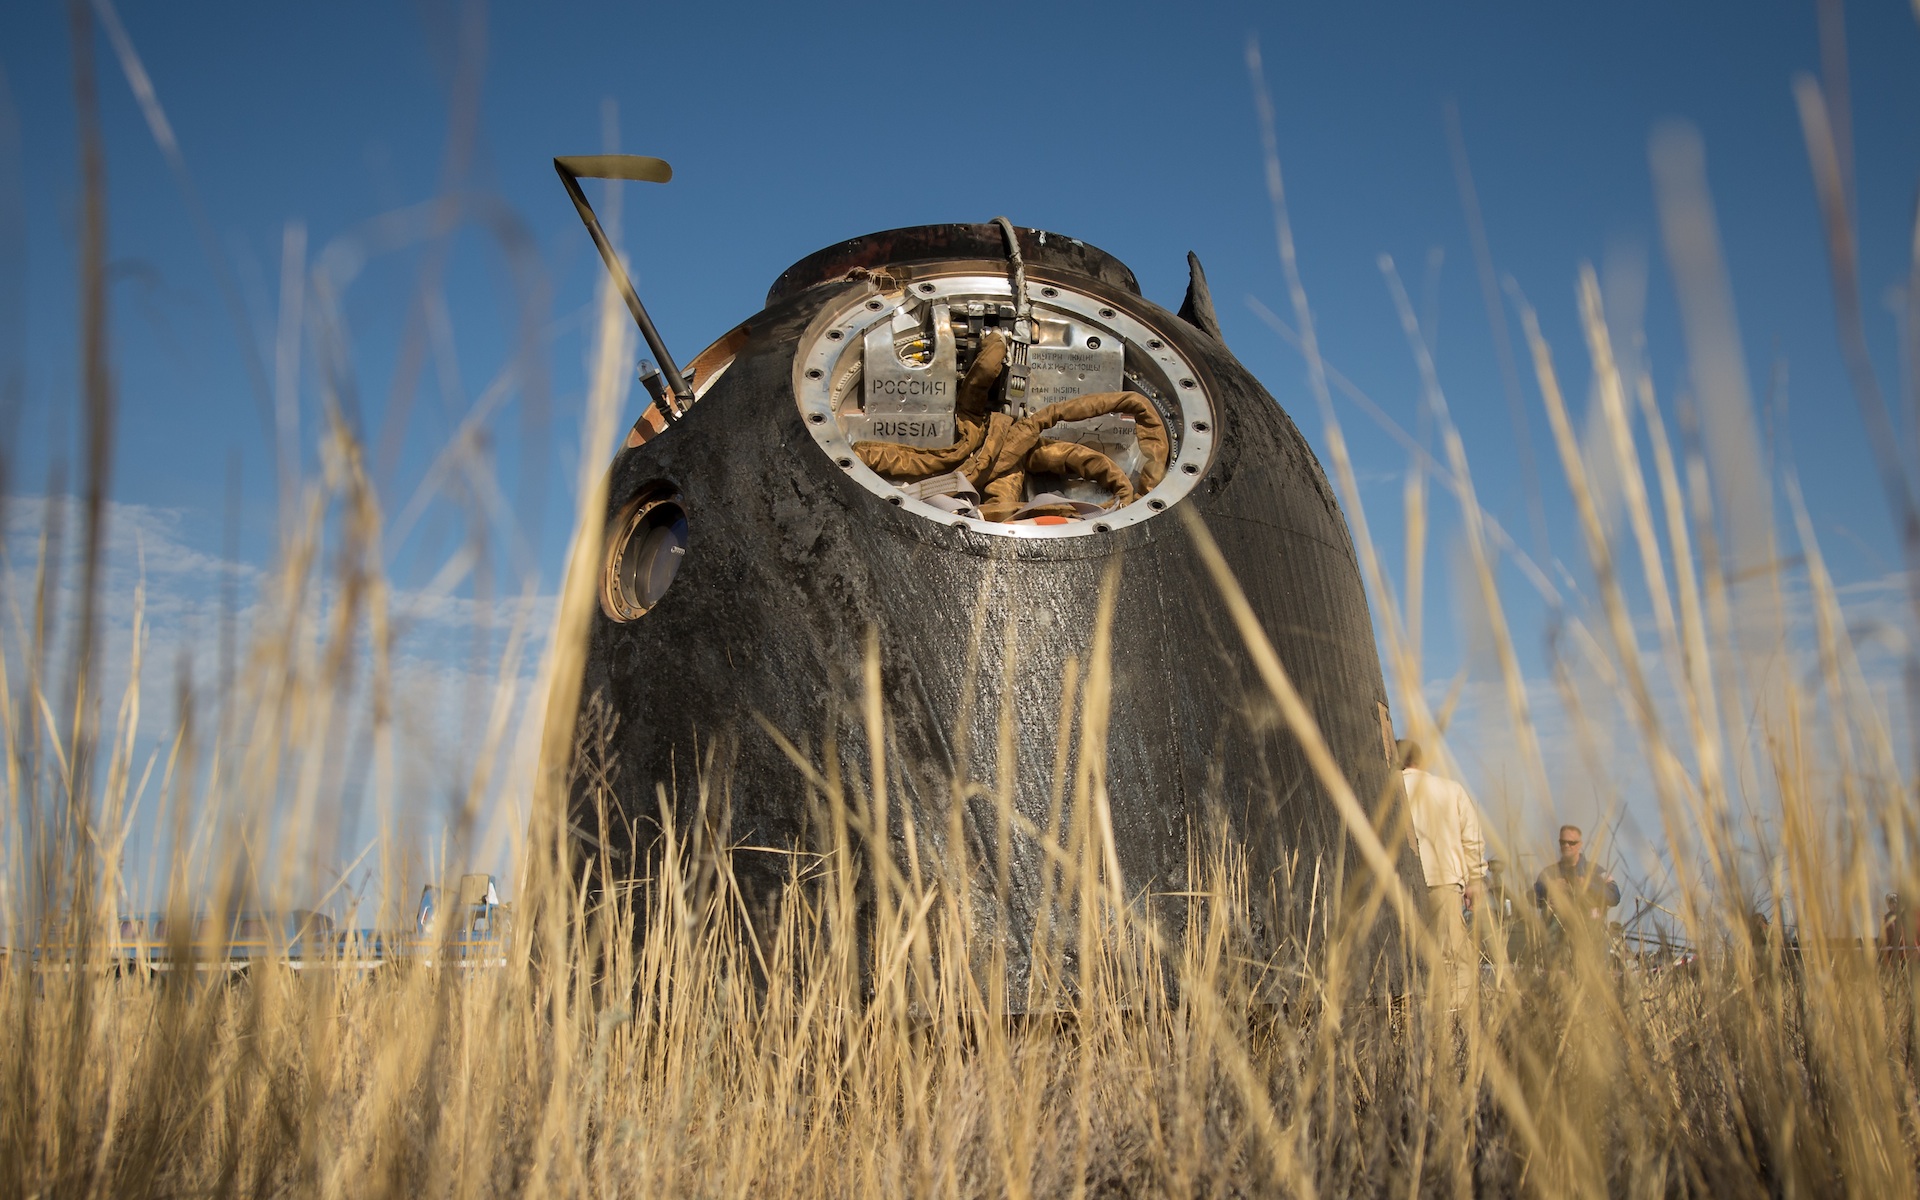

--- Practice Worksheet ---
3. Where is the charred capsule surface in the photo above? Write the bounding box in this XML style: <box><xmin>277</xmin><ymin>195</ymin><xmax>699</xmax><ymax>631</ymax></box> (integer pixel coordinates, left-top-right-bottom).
<box><xmin>570</xmin><ymin>223</ymin><xmax>1417</xmax><ymax>996</ymax></box>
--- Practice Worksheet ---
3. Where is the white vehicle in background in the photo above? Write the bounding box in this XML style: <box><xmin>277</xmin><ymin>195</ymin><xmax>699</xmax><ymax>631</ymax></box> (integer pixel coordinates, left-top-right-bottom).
<box><xmin>388</xmin><ymin>873</ymin><xmax>511</xmax><ymax>969</ymax></box>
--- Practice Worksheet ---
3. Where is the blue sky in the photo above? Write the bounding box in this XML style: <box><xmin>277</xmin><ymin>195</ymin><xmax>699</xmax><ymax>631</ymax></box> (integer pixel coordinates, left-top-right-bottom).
<box><xmin>4</xmin><ymin>1</ymin><xmax>1919</xmax><ymax>908</ymax></box>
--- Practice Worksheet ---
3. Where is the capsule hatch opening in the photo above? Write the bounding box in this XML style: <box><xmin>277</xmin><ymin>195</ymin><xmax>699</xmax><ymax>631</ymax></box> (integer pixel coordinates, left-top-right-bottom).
<box><xmin>797</xmin><ymin>274</ymin><xmax>1213</xmax><ymax>535</ymax></box>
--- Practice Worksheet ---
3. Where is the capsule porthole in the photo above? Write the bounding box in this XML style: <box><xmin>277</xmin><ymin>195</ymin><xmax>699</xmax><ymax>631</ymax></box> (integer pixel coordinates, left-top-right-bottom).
<box><xmin>602</xmin><ymin>493</ymin><xmax>688</xmax><ymax>621</ymax></box>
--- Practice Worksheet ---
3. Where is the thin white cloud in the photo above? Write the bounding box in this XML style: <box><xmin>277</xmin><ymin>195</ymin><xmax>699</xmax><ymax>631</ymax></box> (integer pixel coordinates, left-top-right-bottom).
<box><xmin>2</xmin><ymin>492</ymin><xmax>556</xmax><ymax>912</ymax></box>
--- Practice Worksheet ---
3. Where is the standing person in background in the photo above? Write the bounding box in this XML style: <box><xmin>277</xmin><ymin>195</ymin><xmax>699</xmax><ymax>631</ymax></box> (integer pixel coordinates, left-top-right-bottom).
<box><xmin>1534</xmin><ymin>825</ymin><xmax>1620</xmax><ymax>961</ymax></box>
<box><xmin>1398</xmin><ymin>739</ymin><xmax>1487</xmax><ymax>1011</ymax></box>
<box><xmin>1881</xmin><ymin>893</ymin><xmax>1915</xmax><ymax>961</ymax></box>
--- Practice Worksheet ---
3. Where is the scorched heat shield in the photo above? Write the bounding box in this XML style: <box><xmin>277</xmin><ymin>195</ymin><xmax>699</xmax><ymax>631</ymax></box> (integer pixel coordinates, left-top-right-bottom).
<box><xmin>561</xmin><ymin>198</ymin><xmax>1418</xmax><ymax>987</ymax></box>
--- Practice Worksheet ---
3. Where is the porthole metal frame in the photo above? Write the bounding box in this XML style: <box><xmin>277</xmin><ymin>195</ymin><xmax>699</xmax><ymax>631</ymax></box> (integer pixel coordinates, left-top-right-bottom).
<box><xmin>601</xmin><ymin>492</ymin><xmax>688</xmax><ymax>622</ymax></box>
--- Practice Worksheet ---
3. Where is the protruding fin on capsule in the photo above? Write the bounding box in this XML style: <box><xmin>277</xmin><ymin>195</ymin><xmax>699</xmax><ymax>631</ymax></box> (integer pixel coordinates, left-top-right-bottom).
<box><xmin>1177</xmin><ymin>251</ymin><xmax>1225</xmax><ymax>344</ymax></box>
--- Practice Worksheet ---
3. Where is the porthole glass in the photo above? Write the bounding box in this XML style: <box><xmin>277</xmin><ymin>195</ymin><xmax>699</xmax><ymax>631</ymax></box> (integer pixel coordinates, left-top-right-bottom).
<box><xmin>603</xmin><ymin>494</ymin><xmax>688</xmax><ymax>621</ymax></box>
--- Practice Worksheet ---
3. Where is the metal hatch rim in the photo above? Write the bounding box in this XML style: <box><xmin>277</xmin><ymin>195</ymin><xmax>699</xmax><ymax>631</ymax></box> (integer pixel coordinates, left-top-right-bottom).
<box><xmin>792</xmin><ymin>271</ymin><xmax>1215</xmax><ymax>540</ymax></box>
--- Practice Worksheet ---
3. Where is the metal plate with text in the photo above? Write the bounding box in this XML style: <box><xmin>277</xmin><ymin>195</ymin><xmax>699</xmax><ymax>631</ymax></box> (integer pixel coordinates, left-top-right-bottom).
<box><xmin>861</xmin><ymin>303</ymin><xmax>958</xmax><ymax>448</ymax></box>
<box><xmin>1027</xmin><ymin>311</ymin><xmax>1124</xmax><ymax>408</ymax></box>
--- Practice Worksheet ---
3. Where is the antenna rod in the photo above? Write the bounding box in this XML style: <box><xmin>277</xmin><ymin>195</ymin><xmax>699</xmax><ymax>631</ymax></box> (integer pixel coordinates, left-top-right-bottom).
<box><xmin>553</xmin><ymin>155</ymin><xmax>694</xmax><ymax>420</ymax></box>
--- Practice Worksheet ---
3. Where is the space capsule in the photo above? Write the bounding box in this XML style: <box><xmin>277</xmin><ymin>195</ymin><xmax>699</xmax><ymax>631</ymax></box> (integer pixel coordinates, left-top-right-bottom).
<box><xmin>555</xmin><ymin>157</ymin><xmax>1417</xmax><ymax>990</ymax></box>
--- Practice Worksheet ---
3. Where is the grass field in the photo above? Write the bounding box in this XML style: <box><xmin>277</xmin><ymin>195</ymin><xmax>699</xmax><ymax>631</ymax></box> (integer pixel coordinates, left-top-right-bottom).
<box><xmin>6</xmin><ymin>470</ymin><xmax>1918</xmax><ymax>1199</ymax></box>
<box><xmin>6</xmin><ymin>15</ymin><xmax>1920</xmax><ymax>1200</ymax></box>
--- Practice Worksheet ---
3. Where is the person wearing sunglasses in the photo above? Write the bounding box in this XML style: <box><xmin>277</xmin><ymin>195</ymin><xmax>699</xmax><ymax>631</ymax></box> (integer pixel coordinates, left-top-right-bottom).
<box><xmin>1533</xmin><ymin>825</ymin><xmax>1620</xmax><ymax>959</ymax></box>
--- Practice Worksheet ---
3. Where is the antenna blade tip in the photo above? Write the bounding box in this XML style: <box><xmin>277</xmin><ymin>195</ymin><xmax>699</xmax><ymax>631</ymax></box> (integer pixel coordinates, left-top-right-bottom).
<box><xmin>553</xmin><ymin>154</ymin><xmax>674</xmax><ymax>184</ymax></box>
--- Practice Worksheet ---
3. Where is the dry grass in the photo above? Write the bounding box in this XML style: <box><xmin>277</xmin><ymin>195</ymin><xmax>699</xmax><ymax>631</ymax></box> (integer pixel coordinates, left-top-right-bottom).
<box><xmin>6</xmin><ymin>582</ymin><xmax>1918</xmax><ymax>1200</ymax></box>
<box><xmin>6</xmin><ymin>11</ymin><xmax>1920</xmax><ymax>1199</ymax></box>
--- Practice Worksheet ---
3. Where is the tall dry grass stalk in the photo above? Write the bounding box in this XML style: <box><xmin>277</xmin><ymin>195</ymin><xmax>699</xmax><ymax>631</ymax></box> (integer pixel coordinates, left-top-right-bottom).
<box><xmin>6</xmin><ymin>16</ymin><xmax>1920</xmax><ymax>1200</ymax></box>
